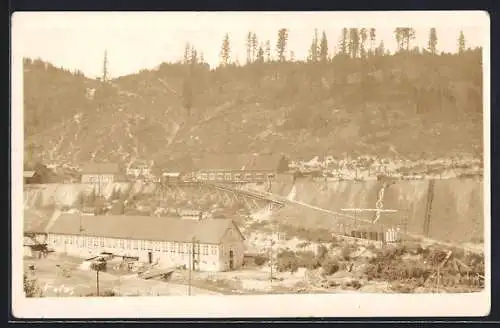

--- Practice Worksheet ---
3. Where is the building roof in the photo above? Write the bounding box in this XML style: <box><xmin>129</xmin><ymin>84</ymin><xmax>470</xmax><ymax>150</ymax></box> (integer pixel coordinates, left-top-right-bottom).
<box><xmin>46</xmin><ymin>214</ymin><xmax>245</xmax><ymax>244</ymax></box>
<box><xmin>24</xmin><ymin>209</ymin><xmax>53</xmax><ymax>233</ymax></box>
<box><xmin>81</xmin><ymin>163</ymin><xmax>121</xmax><ymax>175</ymax></box>
<box><xmin>23</xmin><ymin>171</ymin><xmax>36</xmax><ymax>178</ymax></box>
<box><xmin>194</xmin><ymin>153</ymin><xmax>287</xmax><ymax>172</ymax></box>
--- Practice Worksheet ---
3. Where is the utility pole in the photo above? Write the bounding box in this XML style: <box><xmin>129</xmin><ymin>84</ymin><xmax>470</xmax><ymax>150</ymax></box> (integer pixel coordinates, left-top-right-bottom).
<box><xmin>102</xmin><ymin>49</ymin><xmax>109</xmax><ymax>84</ymax></box>
<box><xmin>96</xmin><ymin>269</ymin><xmax>100</xmax><ymax>296</ymax></box>
<box><xmin>188</xmin><ymin>235</ymin><xmax>196</xmax><ymax>296</ymax></box>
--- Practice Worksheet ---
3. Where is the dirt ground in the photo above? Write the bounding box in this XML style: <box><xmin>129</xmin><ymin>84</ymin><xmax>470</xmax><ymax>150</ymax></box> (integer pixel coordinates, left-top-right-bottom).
<box><xmin>24</xmin><ymin>235</ymin><xmax>484</xmax><ymax>297</ymax></box>
<box><xmin>23</xmin><ymin>253</ymin><xmax>221</xmax><ymax>297</ymax></box>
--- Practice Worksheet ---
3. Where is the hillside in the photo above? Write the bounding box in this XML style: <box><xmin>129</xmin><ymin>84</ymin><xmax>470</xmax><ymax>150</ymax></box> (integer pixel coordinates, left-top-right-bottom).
<box><xmin>23</xmin><ymin>50</ymin><xmax>483</xmax><ymax>166</ymax></box>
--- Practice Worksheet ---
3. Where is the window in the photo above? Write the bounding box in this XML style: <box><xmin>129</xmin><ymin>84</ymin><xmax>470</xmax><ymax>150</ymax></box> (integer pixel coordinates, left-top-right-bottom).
<box><xmin>100</xmin><ymin>238</ymin><xmax>105</xmax><ymax>247</ymax></box>
<box><xmin>169</xmin><ymin>242</ymin><xmax>174</xmax><ymax>254</ymax></box>
<box><xmin>94</xmin><ymin>237</ymin><xmax>99</xmax><ymax>247</ymax></box>
<box><xmin>87</xmin><ymin>237</ymin><xmax>92</xmax><ymax>248</ymax></box>
<box><xmin>119</xmin><ymin>240</ymin><xmax>125</xmax><ymax>249</ymax></box>
<box><xmin>154</xmin><ymin>242</ymin><xmax>160</xmax><ymax>251</ymax></box>
<box><xmin>211</xmin><ymin>245</ymin><xmax>217</xmax><ymax>255</ymax></box>
<box><xmin>140</xmin><ymin>240</ymin><xmax>145</xmax><ymax>250</ymax></box>
<box><xmin>126</xmin><ymin>240</ymin><xmax>131</xmax><ymax>250</ymax></box>
<box><xmin>202</xmin><ymin>245</ymin><xmax>209</xmax><ymax>255</ymax></box>
<box><xmin>175</xmin><ymin>242</ymin><xmax>181</xmax><ymax>253</ymax></box>
<box><xmin>133</xmin><ymin>240</ymin><xmax>138</xmax><ymax>250</ymax></box>
<box><xmin>225</xmin><ymin>172</ymin><xmax>232</xmax><ymax>180</ymax></box>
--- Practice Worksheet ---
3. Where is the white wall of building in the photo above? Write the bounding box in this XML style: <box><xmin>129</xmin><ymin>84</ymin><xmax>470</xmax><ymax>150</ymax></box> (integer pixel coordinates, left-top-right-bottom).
<box><xmin>81</xmin><ymin>174</ymin><xmax>115</xmax><ymax>194</ymax></box>
<box><xmin>46</xmin><ymin>233</ymin><xmax>244</xmax><ymax>272</ymax></box>
<box><xmin>218</xmin><ymin>225</ymin><xmax>245</xmax><ymax>271</ymax></box>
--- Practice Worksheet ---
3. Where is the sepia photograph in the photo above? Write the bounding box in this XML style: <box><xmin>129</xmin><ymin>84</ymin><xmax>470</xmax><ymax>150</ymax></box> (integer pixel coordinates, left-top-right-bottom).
<box><xmin>11</xmin><ymin>11</ymin><xmax>490</xmax><ymax>318</ymax></box>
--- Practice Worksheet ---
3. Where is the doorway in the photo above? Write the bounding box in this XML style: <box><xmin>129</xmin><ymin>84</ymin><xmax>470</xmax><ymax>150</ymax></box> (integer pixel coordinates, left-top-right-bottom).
<box><xmin>148</xmin><ymin>252</ymin><xmax>153</xmax><ymax>264</ymax></box>
<box><xmin>229</xmin><ymin>250</ymin><xmax>234</xmax><ymax>270</ymax></box>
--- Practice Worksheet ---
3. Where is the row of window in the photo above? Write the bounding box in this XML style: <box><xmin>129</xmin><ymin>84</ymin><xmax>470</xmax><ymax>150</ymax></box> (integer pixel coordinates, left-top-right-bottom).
<box><xmin>49</xmin><ymin>234</ymin><xmax>218</xmax><ymax>256</ymax></box>
<box><xmin>82</xmin><ymin>175</ymin><xmax>114</xmax><ymax>183</ymax></box>
<box><xmin>196</xmin><ymin>171</ymin><xmax>268</xmax><ymax>182</ymax></box>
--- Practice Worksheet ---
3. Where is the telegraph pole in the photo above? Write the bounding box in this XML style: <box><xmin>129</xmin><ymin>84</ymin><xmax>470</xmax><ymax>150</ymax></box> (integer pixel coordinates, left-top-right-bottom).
<box><xmin>96</xmin><ymin>269</ymin><xmax>100</xmax><ymax>296</ymax></box>
<box><xmin>188</xmin><ymin>235</ymin><xmax>196</xmax><ymax>296</ymax></box>
<box><xmin>102</xmin><ymin>49</ymin><xmax>109</xmax><ymax>84</ymax></box>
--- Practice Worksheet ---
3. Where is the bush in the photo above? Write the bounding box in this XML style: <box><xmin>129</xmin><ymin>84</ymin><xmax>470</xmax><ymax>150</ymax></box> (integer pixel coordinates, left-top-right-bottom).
<box><xmin>254</xmin><ymin>255</ymin><xmax>268</xmax><ymax>266</ymax></box>
<box><xmin>276</xmin><ymin>250</ymin><xmax>299</xmax><ymax>273</ymax></box>
<box><xmin>297</xmin><ymin>241</ymin><xmax>310</xmax><ymax>248</ymax></box>
<box><xmin>85</xmin><ymin>290</ymin><xmax>116</xmax><ymax>297</ymax></box>
<box><xmin>316</xmin><ymin>245</ymin><xmax>328</xmax><ymax>261</ymax></box>
<box><xmin>341</xmin><ymin>244</ymin><xmax>353</xmax><ymax>260</ymax></box>
<box><xmin>276</xmin><ymin>250</ymin><xmax>320</xmax><ymax>272</ymax></box>
<box><xmin>23</xmin><ymin>273</ymin><xmax>43</xmax><ymax>297</ymax></box>
<box><xmin>321</xmin><ymin>257</ymin><xmax>340</xmax><ymax>276</ymax></box>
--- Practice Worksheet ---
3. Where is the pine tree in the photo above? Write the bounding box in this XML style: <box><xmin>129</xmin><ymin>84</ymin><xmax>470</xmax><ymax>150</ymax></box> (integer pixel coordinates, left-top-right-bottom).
<box><xmin>256</xmin><ymin>44</ymin><xmax>265</xmax><ymax>63</ymax></box>
<box><xmin>183</xmin><ymin>43</ymin><xmax>191</xmax><ymax>64</ymax></box>
<box><xmin>394</xmin><ymin>28</ymin><xmax>404</xmax><ymax>53</ymax></box>
<box><xmin>359</xmin><ymin>28</ymin><xmax>368</xmax><ymax>59</ymax></box>
<box><xmin>375</xmin><ymin>40</ymin><xmax>385</xmax><ymax>56</ymax></box>
<box><xmin>276</xmin><ymin>28</ymin><xmax>289</xmax><ymax>62</ymax></box>
<box><xmin>199</xmin><ymin>52</ymin><xmax>204</xmax><ymax>64</ymax></box>
<box><xmin>428</xmin><ymin>28</ymin><xmax>438</xmax><ymax>55</ymax></box>
<box><xmin>220</xmin><ymin>33</ymin><xmax>231</xmax><ymax>67</ymax></box>
<box><xmin>398</xmin><ymin>28</ymin><xmax>416</xmax><ymax>52</ymax></box>
<box><xmin>338</xmin><ymin>28</ymin><xmax>349</xmax><ymax>57</ymax></box>
<box><xmin>251</xmin><ymin>33</ymin><xmax>258</xmax><ymax>62</ymax></box>
<box><xmin>319</xmin><ymin>30</ymin><xmax>329</xmax><ymax>62</ymax></box>
<box><xmin>265</xmin><ymin>40</ymin><xmax>271</xmax><ymax>62</ymax></box>
<box><xmin>102</xmin><ymin>50</ymin><xmax>109</xmax><ymax>83</ymax></box>
<box><xmin>348</xmin><ymin>28</ymin><xmax>360</xmax><ymax>58</ymax></box>
<box><xmin>369</xmin><ymin>28</ymin><xmax>376</xmax><ymax>55</ymax></box>
<box><xmin>289</xmin><ymin>50</ymin><xmax>295</xmax><ymax>62</ymax></box>
<box><xmin>458</xmin><ymin>30</ymin><xmax>466</xmax><ymax>55</ymax></box>
<box><xmin>246</xmin><ymin>32</ymin><xmax>252</xmax><ymax>64</ymax></box>
<box><xmin>190</xmin><ymin>46</ymin><xmax>198</xmax><ymax>64</ymax></box>
<box><xmin>308</xmin><ymin>29</ymin><xmax>319</xmax><ymax>62</ymax></box>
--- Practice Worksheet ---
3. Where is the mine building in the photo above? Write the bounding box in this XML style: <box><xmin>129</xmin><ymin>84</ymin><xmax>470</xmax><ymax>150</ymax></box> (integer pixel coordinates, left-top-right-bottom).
<box><xmin>193</xmin><ymin>153</ymin><xmax>289</xmax><ymax>183</ymax></box>
<box><xmin>80</xmin><ymin>163</ymin><xmax>124</xmax><ymax>195</ymax></box>
<box><xmin>45</xmin><ymin>214</ymin><xmax>245</xmax><ymax>272</ymax></box>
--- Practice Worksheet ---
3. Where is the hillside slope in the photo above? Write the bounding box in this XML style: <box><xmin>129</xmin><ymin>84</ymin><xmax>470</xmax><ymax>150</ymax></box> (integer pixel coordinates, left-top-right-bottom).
<box><xmin>23</xmin><ymin>50</ymin><xmax>483</xmax><ymax>165</ymax></box>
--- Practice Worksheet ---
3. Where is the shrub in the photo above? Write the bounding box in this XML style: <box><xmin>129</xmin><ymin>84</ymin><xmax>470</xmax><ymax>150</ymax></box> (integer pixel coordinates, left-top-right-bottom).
<box><xmin>297</xmin><ymin>241</ymin><xmax>310</xmax><ymax>248</ymax></box>
<box><xmin>344</xmin><ymin>280</ymin><xmax>362</xmax><ymax>290</ymax></box>
<box><xmin>316</xmin><ymin>245</ymin><xmax>328</xmax><ymax>261</ymax></box>
<box><xmin>405</xmin><ymin>242</ymin><xmax>424</xmax><ymax>255</ymax></box>
<box><xmin>276</xmin><ymin>250</ymin><xmax>320</xmax><ymax>272</ymax></box>
<box><xmin>341</xmin><ymin>244</ymin><xmax>353</xmax><ymax>260</ymax></box>
<box><xmin>23</xmin><ymin>273</ymin><xmax>43</xmax><ymax>297</ymax></box>
<box><xmin>321</xmin><ymin>257</ymin><xmax>340</xmax><ymax>276</ymax></box>
<box><xmin>254</xmin><ymin>255</ymin><xmax>268</xmax><ymax>266</ymax></box>
<box><xmin>381</xmin><ymin>244</ymin><xmax>407</xmax><ymax>260</ymax></box>
<box><xmin>296</xmin><ymin>251</ymin><xmax>321</xmax><ymax>270</ymax></box>
<box><xmin>276</xmin><ymin>251</ymin><xmax>299</xmax><ymax>273</ymax></box>
<box><xmin>85</xmin><ymin>290</ymin><xmax>116</xmax><ymax>297</ymax></box>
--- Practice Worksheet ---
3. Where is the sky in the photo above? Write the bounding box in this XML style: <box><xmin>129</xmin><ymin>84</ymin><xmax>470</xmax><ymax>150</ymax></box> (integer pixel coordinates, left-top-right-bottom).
<box><xmin>13</xmin><ymin>11</ymin><xmax>488</xmax><ymax>79</ymax></box>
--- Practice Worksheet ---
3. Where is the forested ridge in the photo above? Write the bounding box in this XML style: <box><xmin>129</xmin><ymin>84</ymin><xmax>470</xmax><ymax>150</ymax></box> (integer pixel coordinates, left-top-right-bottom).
<box><xmin>23</xmin><ymin>27</ymin><xmax>483</xmax><ymax>165</ymax></box>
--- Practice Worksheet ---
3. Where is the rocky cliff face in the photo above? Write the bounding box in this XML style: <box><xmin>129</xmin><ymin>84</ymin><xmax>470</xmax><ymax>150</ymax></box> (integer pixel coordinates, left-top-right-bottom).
<box><xmin>270</xmin><ymin>175</ymin><xmax>483</xmax><ymax>243</ymax></box>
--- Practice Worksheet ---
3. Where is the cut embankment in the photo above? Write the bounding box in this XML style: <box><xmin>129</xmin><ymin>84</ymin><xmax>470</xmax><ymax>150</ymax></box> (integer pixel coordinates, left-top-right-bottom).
<box><xmin>23</xmin><ymin>182</ymin><xmax>154</xmax><ymax>209</ymax></box>
<box><xmin>269</xmin><ymin>176</ymin><xmax>484</xmax><ymax>243</ymax></box>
